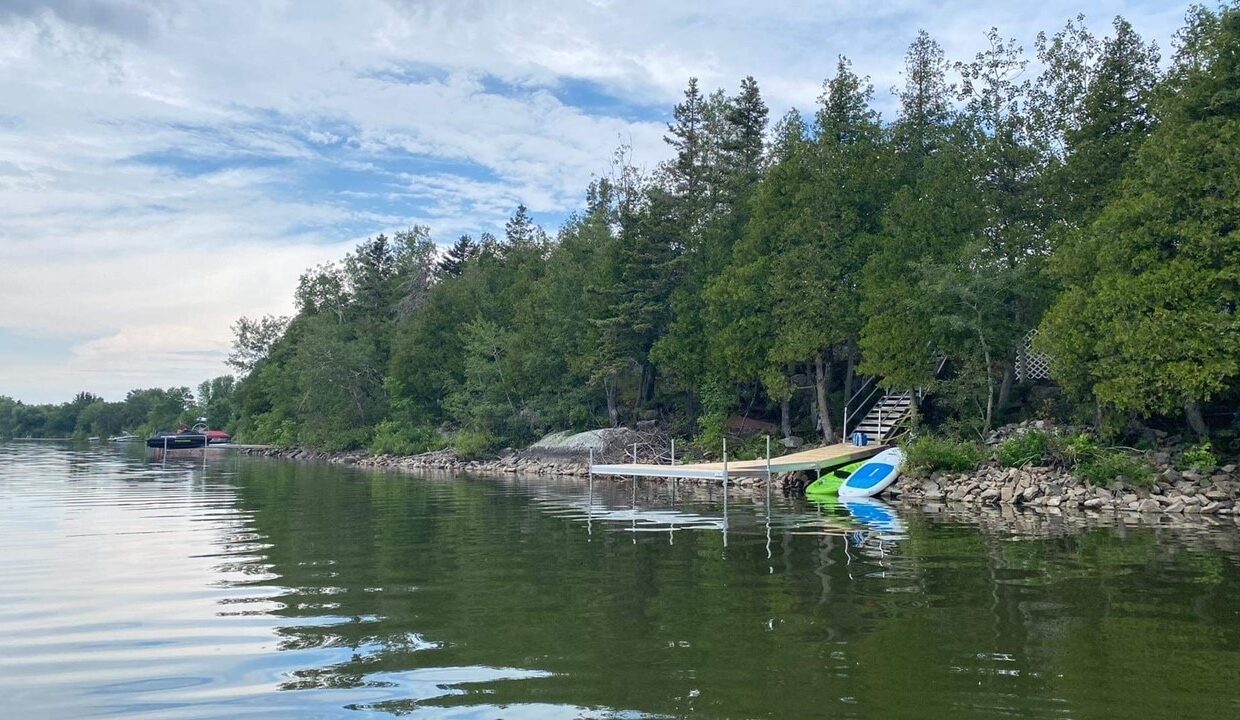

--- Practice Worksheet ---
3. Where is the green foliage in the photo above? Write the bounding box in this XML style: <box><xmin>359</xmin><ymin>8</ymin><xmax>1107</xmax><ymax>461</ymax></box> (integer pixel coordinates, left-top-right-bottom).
<box><xmin>998</xmin><ymin>431</ymin><xmax>1053</xmax><ymax>467</ymax></box>
<box><xmin>692</xmin><ymin>380</ymin><xmax>733</xmax><ymax>456</ymax></box>
<box><xmin>1055</xmin><ymin>432</ymin><xmax>1102</xmax><ymax>468</ymax></box>
<box><xmin>723</xmin><ymin>434</ymin><xmax>781</xmax><ymax>462</ymax></box>
<box><xmin>0</xmin><ymin>382</ymin><xmax>236</xmax><ymax>440</ymax></box>
<box><xmin>450</xmin><ymin>430</ymin><xmax>497</xmax><ymax>460</ymax></box>
<box><xmin>1177</xmin><ymin>442</ymin><xmax>1218</xmax><ymax>472</ymax></box>
<box><xmin>903</xmin><ymin>435</ymin><xmax>985</xmax><ymax>475</ymax></box>
<box><xmin>370</xmin><ymin>421</ymin><xmax>445</xmax><ymax>456</ymax></box>
<box><xmin>1078</xmin><ymin>449</ymin><xmax>1154</xmax><ymax>488</ymax></box>
<box><xmin>248</xmin><ymin>413</ymin><xmax>298</xmax><ymax>448</ymax></box>
<box><xmin>1040</xmin><ymin>6</ymin><xmax>1240</xmax><ymax>422</ymax></box>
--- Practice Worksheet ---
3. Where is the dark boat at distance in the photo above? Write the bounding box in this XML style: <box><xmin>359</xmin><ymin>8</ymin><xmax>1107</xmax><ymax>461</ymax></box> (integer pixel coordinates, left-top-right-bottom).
<box><xmin>146</xmin><ymin>424</ymin><xmax>232</xmax><ymax>450</ymax></box>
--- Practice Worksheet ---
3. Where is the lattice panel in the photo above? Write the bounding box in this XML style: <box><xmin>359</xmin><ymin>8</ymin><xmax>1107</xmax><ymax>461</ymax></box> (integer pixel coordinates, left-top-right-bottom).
<box><xmin>1017</xmin><ymin>328</ymin><xmax>1052</xmax><ymax>382</ymax></box>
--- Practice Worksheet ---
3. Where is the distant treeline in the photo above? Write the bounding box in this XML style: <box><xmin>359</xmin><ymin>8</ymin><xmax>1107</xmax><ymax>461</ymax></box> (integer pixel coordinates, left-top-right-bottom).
<box><xmin>0</xmin><ymin>378</ymin><xmax>236</xmax><ymax>440</ymax></box>
<box><xmin>9</xmin><ymin>7</ymin><xmax>1238</xmax><ymax>454</ymax></box>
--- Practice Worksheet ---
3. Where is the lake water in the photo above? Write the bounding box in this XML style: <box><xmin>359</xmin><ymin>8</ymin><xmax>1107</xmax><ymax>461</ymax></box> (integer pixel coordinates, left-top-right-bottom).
<box><xmin>3</xmin><ymin>442</ymin><xmax>1240</xmax><ymax>719</ymax></box>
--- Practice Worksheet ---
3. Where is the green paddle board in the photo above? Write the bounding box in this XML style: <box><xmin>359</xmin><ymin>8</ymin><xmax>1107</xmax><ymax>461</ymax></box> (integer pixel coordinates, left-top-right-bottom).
<box><xmin>804</xmin><ymin>460</ymin><xmax>866</xmax><ymax>496</ymax></box>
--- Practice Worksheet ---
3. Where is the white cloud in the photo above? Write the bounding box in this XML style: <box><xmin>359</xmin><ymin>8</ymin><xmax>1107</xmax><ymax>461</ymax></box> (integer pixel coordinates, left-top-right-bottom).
<box><xmin>0</xmin><ymin>0</ymin><xmax>1191</xmax><ymax>401</ymax></box>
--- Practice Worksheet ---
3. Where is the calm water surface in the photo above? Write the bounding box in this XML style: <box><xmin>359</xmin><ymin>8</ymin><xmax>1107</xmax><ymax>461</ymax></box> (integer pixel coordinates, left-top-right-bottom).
<box><xmin>3</xmin><ymin>442</ymin><xmax>1240</xmax><ymax>719</ymax></box>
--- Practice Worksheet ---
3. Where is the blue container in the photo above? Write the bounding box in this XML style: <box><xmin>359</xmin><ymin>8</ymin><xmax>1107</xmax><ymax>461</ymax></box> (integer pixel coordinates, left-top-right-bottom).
<box><xmin>851</xmin><ymin>431</ymin><xmax>869</xmax><ymax>447</ymax></box>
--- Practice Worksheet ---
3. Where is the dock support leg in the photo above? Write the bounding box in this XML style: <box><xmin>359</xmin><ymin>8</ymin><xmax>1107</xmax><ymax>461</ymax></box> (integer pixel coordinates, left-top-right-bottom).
<box><xmin>722</xmin><ymin>437</ymin><xmax>729</xmax><ymax>547</ymax></box>
<box><xmin>765</xmin><ymin>434</ymin><xmax>772</xmax><ymax>491</ymax></box>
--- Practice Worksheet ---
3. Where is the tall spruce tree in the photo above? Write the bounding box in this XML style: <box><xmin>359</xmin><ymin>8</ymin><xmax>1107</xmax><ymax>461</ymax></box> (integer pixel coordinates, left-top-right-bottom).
<box><xmin>704</xmin><ymin>109</ymin><xmax>812</xmax><ymax>437</ymax></box>
<box><xmin>437</xmin><ymin>235</ymin><xmax>478</xmax><ymax>278</ymax></box>
<box><xmin>894</xmin><ymin>31</ymin><xmax>953</xmax><ymax>176</ymax></box>
<box><xmin>1036</xmin><ymin>17</ymin><xmax>1160</xmax><ymax>235</ymax></box>
<box><xmin>653</xmin><ymin>77</ymin><xmax>769</xmax><ymax>432</ymax></box>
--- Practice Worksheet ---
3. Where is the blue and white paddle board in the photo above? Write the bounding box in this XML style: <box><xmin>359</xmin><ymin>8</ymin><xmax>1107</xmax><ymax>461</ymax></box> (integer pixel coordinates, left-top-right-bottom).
<box><xmin>837</xmin><ymin>447</ymin><xmax>905</xmax><ymax>498</ymax></box>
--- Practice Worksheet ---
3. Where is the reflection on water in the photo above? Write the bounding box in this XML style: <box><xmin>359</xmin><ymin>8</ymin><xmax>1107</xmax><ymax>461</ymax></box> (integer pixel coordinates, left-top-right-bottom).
<box><xmin>2</xmin><ymin>442</ymin><xmax>1240</xmax><ymax>719</ymax></box>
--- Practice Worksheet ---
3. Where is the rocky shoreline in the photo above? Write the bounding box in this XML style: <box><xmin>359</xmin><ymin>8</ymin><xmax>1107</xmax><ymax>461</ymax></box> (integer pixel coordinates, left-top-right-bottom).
<box><xmin>240</xmin><ymin>445</ymin><xmax>598</xmax><ymax>478</ymax></box>
<box><xmin>891</xmin><ymin>463</ymin><xmax>1240</xmax><ymax>515</ymax></box>
<box><xmin>241</xmin><ymin>429</ymin><xmax>1240</xmax><ymax>518</ymax></box>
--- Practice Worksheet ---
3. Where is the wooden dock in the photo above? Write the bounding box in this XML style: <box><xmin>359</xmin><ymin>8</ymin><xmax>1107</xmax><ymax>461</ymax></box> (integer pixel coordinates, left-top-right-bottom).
<box><xmin>589</xmin><ymin>442</ymin><xmax>883</xmax><ymax>480</ymax></box>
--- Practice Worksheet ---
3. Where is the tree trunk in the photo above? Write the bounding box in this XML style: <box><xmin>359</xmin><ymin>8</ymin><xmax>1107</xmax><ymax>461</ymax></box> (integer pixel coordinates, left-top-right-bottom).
<box><xmin>843</xmin><ymin>354</ymin><xmax>855</xmax><ymax>407</ymax></box>
<box><xmin>1185</xmin><ymin>401</ymin><xmax>1208</xmax><ymax>438</ymax></box>
<box><xmin>996</xmin><ymin>363</ymin><xmax>1014</xmax><ymax>418</ymax></box>
<box><xmin>639</xmin><ymin>362</ymin><xmax>656</xmax><ymax>406</ymax></box>
<box><xmin>814</xmin><ymin>350</ymin><xmax>835</xmax><ymax>442</ymax></box>
<box><xmin>980</xmin><ymin>338</ymin><xmax>994</xmax><ymax>436</ymax></box>
<box><xmin>604</xmin><ymin>375</ymin><xmax>619</xmax><ymax>428</ymax></box>
<box><xmin>780</xmin><ymin>395</ymin><xmax>792</xmax><ymax>438</ymax></box>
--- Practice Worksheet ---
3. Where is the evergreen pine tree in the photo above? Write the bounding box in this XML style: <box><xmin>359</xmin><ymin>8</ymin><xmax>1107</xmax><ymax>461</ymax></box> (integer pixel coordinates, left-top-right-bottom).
<box><xmin>436</xmin><ymin>235</ymin><xmax>478</xmax><ymax>279</ymax></box>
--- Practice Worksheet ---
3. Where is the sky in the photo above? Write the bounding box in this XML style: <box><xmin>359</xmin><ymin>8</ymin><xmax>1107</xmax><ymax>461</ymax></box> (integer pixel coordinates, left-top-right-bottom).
<box><xmin>0</xmin><ymin>0</ymin><xmax>1191</xmax><ymax>404</ymax></box>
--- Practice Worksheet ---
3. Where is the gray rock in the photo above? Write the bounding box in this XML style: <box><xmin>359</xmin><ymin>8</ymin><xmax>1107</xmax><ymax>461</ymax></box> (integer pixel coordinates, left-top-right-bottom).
<box><xmin>1164</xmin><ymin>501</ymin><xmax>1185</xmax><ymax>514</ymax></box>
<box><xmin>1137</xmin><ymin>499</ymin><xmax>1160</xmax><ymax>513</ymax></box>
<box><xmin>1083</xmin><ymin>498</ymin><xmax>1105</xmax><ymax>509</ymax></box>
<box><xmin>529</xmin><ymin>428</ymin><xmax>633</xmax><ymax>455</ymax></box>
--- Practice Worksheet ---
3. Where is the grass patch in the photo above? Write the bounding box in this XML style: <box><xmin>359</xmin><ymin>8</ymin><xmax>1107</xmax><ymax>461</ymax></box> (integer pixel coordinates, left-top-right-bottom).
<box><xmin>903</xmin><ymin>435</ymin><xmax>985</xmax><ymax>475</ymax></box>
<box><xmin>1078</xmin><ymin>449</ymin><xmax>1154</xmax><ymax>488</ymax></box>
<box><xmin>1053</xmin><ymin>433</ymin><xmax>1101</xmax><ymax>468</ymax></box>
<box><xmin>1176</xmin><ymin>441</ymin><xmax>1217</xmax><ymax>473</ymax></box>
<box><xmin>997</xmin><ymin>430</ymin><xmax>1052</xmax><ymax>467</ymax></box>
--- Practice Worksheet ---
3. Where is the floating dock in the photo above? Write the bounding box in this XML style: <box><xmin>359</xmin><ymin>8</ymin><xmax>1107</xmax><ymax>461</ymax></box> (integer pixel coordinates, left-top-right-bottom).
<box><xmin>589</xmin><ymin>441</ymin><xmax>884</xmax><ymax>481</ymax></box>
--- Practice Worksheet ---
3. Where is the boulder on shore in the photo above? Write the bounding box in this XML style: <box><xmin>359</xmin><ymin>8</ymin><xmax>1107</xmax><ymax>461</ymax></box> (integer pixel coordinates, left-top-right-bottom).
<box><xmin>527</xmin><ymin>428</ymin><xmax>638</xmax><ymax>458</ymax></box>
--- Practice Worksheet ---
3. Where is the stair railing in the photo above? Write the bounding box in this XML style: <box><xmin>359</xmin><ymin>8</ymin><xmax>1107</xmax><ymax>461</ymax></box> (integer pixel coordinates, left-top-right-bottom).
<box><xmin>842</xmin><ymin>376</ymin><xmax>879</xmax><ymax>440</ymax></box>
<box><xmin>918</xmin><ymin>354</ymin><xmax>949</xmax><ymax>400</ymax></box>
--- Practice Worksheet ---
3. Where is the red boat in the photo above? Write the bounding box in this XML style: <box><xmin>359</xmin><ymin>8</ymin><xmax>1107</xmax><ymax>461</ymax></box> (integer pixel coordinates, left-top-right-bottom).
<box><xmin>205</xmin><ymin>429</ymin><xmax>232</xmax><ymax>445</ymax></box>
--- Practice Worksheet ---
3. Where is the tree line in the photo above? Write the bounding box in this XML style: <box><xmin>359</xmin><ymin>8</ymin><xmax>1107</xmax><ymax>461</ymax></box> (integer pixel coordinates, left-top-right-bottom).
<box><xmin>7</xmin><ymin>7</ymin><xmax>1237</xmax><ymax>454</ymax></box>
<box><xmin>0</xmin><ymin>378</ymin><xmax>237</xmax><ymax>439</ymax></box>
